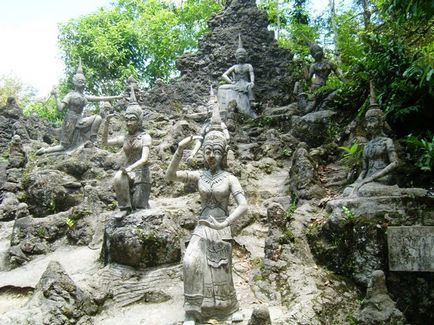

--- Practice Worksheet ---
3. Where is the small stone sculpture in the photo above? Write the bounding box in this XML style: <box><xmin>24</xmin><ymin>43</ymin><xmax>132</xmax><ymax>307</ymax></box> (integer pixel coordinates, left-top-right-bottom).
<box><xmin>37</xmin><ymin>61</ymin><xmax>122</xmax><ymax>155</ymax></box>
<box><xmin>8</xmin><ymin>135</ymin><xmax>27</xmax><ymax>168</ymax></box>
<box><xmin>357</xmin><ymin>270</ymin><xmax>406</xmax><ymax>325</ymax></box>
<box><xmin>248</xmin><ymin>305</ymin><xmax>272</xmax><ymax>325</ymax></box>
<box><xmin>307</xmin><ymin>43</ymin><xmax>342</xmax><ymax>91</ymax></box>
<box><xmin>166</xmin><ymin>103</ymin><xmax>248</xmax><ymax>324</ymax></box>
<box><xmin>188</xmin><ymin>87</ymin><xmax>230</xmax><ymax>162</ymax></box>
<box><xmin>343</xmin><ymin>106</ymin><xmax>398</xmax><ymax>197</ymax></box>
<box><xmin>218</xmin><ymin>35</ymin><xmax>256</xmax><ymax>118</ymax></box>
<box><xmin>102</xmin><ymin>87</ymin><xmax>152</xmax><ymax>219</ymax></box>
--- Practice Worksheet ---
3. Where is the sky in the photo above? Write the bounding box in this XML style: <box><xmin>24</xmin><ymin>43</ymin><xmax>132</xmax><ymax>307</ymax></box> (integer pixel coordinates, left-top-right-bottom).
<box><xmin>0</xmin><ymin>0</ymin><xmax>114</xmax><ymax>97</ymax></box>
<box><xmin>0</xmin><ymin>0</ymin><xmax>329</xmax><ymax>98</ymax></box>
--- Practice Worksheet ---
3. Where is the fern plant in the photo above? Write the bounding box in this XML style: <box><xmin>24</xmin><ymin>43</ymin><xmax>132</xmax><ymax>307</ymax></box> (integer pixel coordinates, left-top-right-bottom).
<box><xmin>339</xmin><ymin>142</ymin><xmax>363</xmax><ymax>170</ymax></box>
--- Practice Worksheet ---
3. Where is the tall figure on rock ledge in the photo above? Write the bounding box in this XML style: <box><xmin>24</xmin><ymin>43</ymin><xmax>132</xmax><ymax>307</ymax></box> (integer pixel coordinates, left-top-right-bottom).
<box><xmin>166</xmin><ymin>103</ymin><xmax>248</xmax><ymax>324</ymax></box>
<box><xmin>102</xmin><ymin>87</ymin><xmax>152</xmax><ymax>219</ymax></box>
<box><xmin>37</xmin><ymin>61</ymin><xmax>122</xmax><ymax>155</ymax></box>
<box><xmin>218</xmin><ymin>34</ymin><xmax>256</xmax><ymax>118</ymax></box>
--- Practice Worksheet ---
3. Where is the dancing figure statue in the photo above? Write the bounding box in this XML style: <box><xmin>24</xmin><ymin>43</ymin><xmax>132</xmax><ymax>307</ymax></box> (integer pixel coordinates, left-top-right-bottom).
<box><xmin>166</xmin><ymin>104</ymin><xmax>248</xmax><ymax>324</ymax></box>
<box><xmin>37</xmin><ymin>61</ymin><xmax>121</xmax><ymax>155</ymax></box>
<box><xmin>102</xmin><ymin>87</ymin><xmax>152</xmax><ymax>219</ymax></box>
<box><xmin>218</xmin><ymin>35</ymin><xmax>256</xmax><ymax>118</ymax></box>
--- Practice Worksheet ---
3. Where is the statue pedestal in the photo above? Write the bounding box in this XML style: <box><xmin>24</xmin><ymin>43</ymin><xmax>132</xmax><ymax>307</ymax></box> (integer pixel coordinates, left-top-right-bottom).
<box><xmin>101</xmin><ymin>208</ymin><xmax>181</xmax><ymax>267</ymax></box>
<box><xmin>218</xmin><ymin>86</ymin><xmax>255</xmax><ymax>118</ymax></box>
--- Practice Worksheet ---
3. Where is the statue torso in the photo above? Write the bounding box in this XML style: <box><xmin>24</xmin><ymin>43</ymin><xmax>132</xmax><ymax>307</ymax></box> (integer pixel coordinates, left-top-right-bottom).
<box><xmin>198</xmin><ymin>170</ymin><xmax>231</xmax><ymax>222</ymax></box>
<box><xmin>364</xmin><ymin>136</ymin><xmax>391</xmax><ymax>180</ymax></box>
<box><xmin>64</xmin><ymin>91</ymin><xmax>88</xmax><ymax>115</ymax></box>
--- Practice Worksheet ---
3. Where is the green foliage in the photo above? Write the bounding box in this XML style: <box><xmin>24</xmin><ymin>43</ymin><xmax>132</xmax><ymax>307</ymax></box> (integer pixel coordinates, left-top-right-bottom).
<box><xmin>23</xmin><ymin>97</ymin><xmax>64</xmax><ymax>126</ymax></box>
<box><xmin>65</xmin><ymin>217</ymin><xmax>76</xmax><ymax>228</ymax></box>
<box><xmin>339</xmin><ymin>141</ymin><xmax>363</xmax><ymax>170</ymax></box>
<box><xmin>286</xmin><ymin>195</ymin><xmax>298</xmax><ymax>221</ymax></box>
<box><xmin>341</xmin><ymin>206</ymin><xmax>356</xmax><ymax>224</ymax></box>
<box><xmin>403</xmin><ymin>133</ymin><xmax>434</xmax><ymax>172</ymax></box>
<box><xmin>0</xmin><ymin>74</ymin><xmax>37</xmax><ymax>108</ymax></box>
<box><xmin>58</xmin><ymin>0</ymin><xmax>224</xmax><ymax>94</ymax></box>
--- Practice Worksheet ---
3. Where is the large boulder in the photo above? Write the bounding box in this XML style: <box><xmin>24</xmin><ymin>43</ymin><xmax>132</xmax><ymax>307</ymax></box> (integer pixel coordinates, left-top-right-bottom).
<box><xmin>0</xmin><ymin>261</ymin><xmax>99</xmax><ymax>325</ymax></box>
<box><xmin>101</xmin><ymin>208</ymin><xmax>182</xmax><ymax>268</ymax></box>
<box><xmin>291</xmin><ymin>110</ymin><xmax>337</xmax><ymax>147</ymax></box>
<box><xmin>24</xmin><ymin>168</ymin><xmax>83</xmax><ymax>217</ymax></box>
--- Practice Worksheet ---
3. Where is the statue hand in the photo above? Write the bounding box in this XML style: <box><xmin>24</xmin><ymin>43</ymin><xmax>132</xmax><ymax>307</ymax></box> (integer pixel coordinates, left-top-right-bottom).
<box><xmin>198</xmin><ymin>216</ymin><xmax>228</xmax><ymax>230</ymax></box>
<box><xmin>178</xmin><ymin>135</ymin><xmax>202</xmax><ymax>150</ymax></box>
<box><xmin>186</xmin><ymin>155</ymin><xmax>194</xmax><ymax>164</ymax></box>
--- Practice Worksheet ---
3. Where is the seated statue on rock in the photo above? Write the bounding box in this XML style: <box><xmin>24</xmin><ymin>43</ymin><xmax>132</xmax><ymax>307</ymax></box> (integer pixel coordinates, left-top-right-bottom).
<box><xmin>37</xmin><ymin>61</ymin><xmax>122</xmax><ymax>155</ymax></box>
<box><xmin>102</xmin><ymin>87</ymin><xmax>152</xmax><ymax>219</ymax></box>
<box><xmin>166</xmin><ymin>104</ymin><xmax>248</xmax><ymax>324</ymax></box>
<box><xmin>218</xmin><ymin>35</ymin><xmax>256</xmax><ymax>118</ymax></box>
<box><xmin>343</xmin><ymin>107</ymin><xmax>399</xmax><ymax>197</ymax></box>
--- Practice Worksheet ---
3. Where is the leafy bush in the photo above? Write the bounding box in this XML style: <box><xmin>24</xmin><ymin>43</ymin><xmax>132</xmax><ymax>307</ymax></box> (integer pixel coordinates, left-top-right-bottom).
<box><xmin>403</xmin><ymin>133</ymin><xmax>434</xmax><ymax>172</ymax></box>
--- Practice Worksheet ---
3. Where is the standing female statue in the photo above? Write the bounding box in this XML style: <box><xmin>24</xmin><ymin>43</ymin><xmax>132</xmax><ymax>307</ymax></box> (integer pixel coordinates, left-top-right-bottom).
<box><xmin>102</xmin><ymin>88</ymin><xmax>152</xmax><ymax>218</ymax></box>
<box><xmin>37</xmin><ymin>62</ymin><xmax>121</xmax><ymax>155</ymax></box>
<box><xmin>166</xmin><ymin>105</ymin><xmax>248</xmax><ymax>324</ymax></box>
<box><xmin>218</xmin><ymin>35</ymin><xmax>256</xmax><ymax>118</ymax></box>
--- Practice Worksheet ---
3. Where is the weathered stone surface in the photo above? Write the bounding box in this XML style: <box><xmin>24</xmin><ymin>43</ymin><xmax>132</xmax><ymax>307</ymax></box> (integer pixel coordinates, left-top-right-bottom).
<box><xmin>388</xmin><ymin>226</ymin><xmax>434</xmax><ymax>272</ymax></box>
<box><xmin>291</xmin><ymin>110</ymin><xmax>337</xmax><ymax>147</ymax></box>
<box><xmin>357</xmin><ymin>270</ymin><xmax>406</xmax><ymax>325</ymax></box>
<box><xmin>288</xmin><ymin>142</ymin><xmax>326</xmax><ymax>200</ymax></box>
<box><xmin>0</xmin><ymin>261</ymin><xmax>99</xmax><ymax>325</ymax></box>
<box><xmin>25</xmin><ymin>168</ymin><xmax>83</xmax><ymax>217</ymax></box>
<box><xmin>0</xmin><ymin>192</ymin><xmax>29</xmax><ymax>221</ymax></box>
<box><xmin>9</xmin><ymin>207</ymin><xmax>91</xmax><ymax>266</ymax></box>
<box><xmin>248</xmin><ymin>305</ymin><xmax>272</xmax><ymax>325</ymax></box>
<box><xmin>101</xmin><ymin>208</ymin><xmax>182</xmax><ymax>267</ymax></box>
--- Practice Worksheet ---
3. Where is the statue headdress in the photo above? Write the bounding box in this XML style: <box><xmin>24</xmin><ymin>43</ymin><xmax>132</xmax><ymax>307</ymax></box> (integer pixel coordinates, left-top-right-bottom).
<box><xmin>125</xmin><ymin>85</ymin><xmax>143</xmax><ymax>127</ymax></box>
<box><xmin>204</xmin><ymin>94</ymin><xmax>227</xmax><ymax>150</ymax></box>
<box><xmin>73</xmin><ymin>58</ymin><xmax>85</xmax><ymax>82</ymax></box>
<box><xmin>365</xmin><ymin>82</ymin><xmax>384</xmax><ymax>119</ymax></box>
<box><xmin>235</xmin><ymin>34</ymin><xmax>247</xmax><ymax>57</ymax></box>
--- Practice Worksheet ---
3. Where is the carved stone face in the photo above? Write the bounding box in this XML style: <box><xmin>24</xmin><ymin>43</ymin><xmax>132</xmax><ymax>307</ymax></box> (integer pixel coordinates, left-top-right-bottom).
<box><xmin>125</xmin><ymin>113</ymin><xmax>139</xmax><ymax>134</ymax></box>
<box><xmin>73</xmin><ymin>75</ymin><xmax>86</xmax><ymax>90</ymax></box>
<box><xmin>235</xmin><ymin>50</ymin><xmax>247</xmax><ymax>63</ymax></box>
<box><xmin>366</xmin><ymin>115</ymin><xmax>382</xmax><ymax>136</ymax></box>
<box><xmin>204</xmin><ymin>143</ymin><xmax>224</xmax><ymax>172</ymax></box>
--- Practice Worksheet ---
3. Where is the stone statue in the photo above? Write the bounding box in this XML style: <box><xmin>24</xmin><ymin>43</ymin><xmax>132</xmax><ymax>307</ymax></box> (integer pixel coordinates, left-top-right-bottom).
<box><xmin>187</xmin><ymin>87</ymin><xmax>230</xmax><ymax>162</ymax></box>
<box><xmin>307</xmin><ymin>43</ymin><xmax>342</xmax><ymax>91</ymax></box>
<box><xmin>166</xmin><ymin>103</ymin><xmax>248</xmax><ymax>324</ymax></box>
<box><xmin>8</xmin><ymin>135</ymin><xmax>27</xmax><ymax>169</ymax></box>
<box><xmin>37</xmin><ymin>62</ymin><xmax>122</xmax><ymax>155</ymax></box>
<box><xmin>357</xmin><ymin>270</ymin><xmax>406</xmax><ymax>324</ymax></box>
<box><xmin>343</xmin><ymin>106</ymin><xmax>398</xmax><ymax>197</ymax></box>
<box><xmin>102</xmin><ymin>87</ymin><xmax>152</xmax><ymax>219</ymax></box>
<box><xmin>218</xmin><ymin>35</ymin><xmax>256</xmax><ymax>118</ymax></box>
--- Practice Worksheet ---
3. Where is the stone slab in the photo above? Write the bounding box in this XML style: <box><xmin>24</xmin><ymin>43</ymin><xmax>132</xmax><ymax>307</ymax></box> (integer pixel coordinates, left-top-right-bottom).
<box><xmin>387</xmin><ymin>226</ymin><xmax>434</xmax><ymax>272</ymax></box>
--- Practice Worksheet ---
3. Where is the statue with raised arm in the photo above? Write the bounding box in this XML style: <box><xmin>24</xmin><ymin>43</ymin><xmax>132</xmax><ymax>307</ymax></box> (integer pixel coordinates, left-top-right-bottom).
<box><xmin>166</xmin><ymin>104</ymin><xmax>248</xmax><ymax>324</ymax></box>
<box><xmin>343</xmin><ymin>105</ymin><xmax>398</xmax><ymax>197</ymax></box>
<box><xmin>218</xmin><ymin>35</ymin><xmax>256</xmax><ymax>118</ymax></box>
<box><xmin>307</xmin><ymin>43</ymin><xmax>342</xmax><ymax>91</ymax></box>
<box><xmin>37</xmin><ymin>61</ymin><xmax>122</xmax><ymax>155</ymax></box>
<box><xmin>102</xmin><ymin>87</ymin><xmax>152</xmax><ymax>219</ymax></box>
